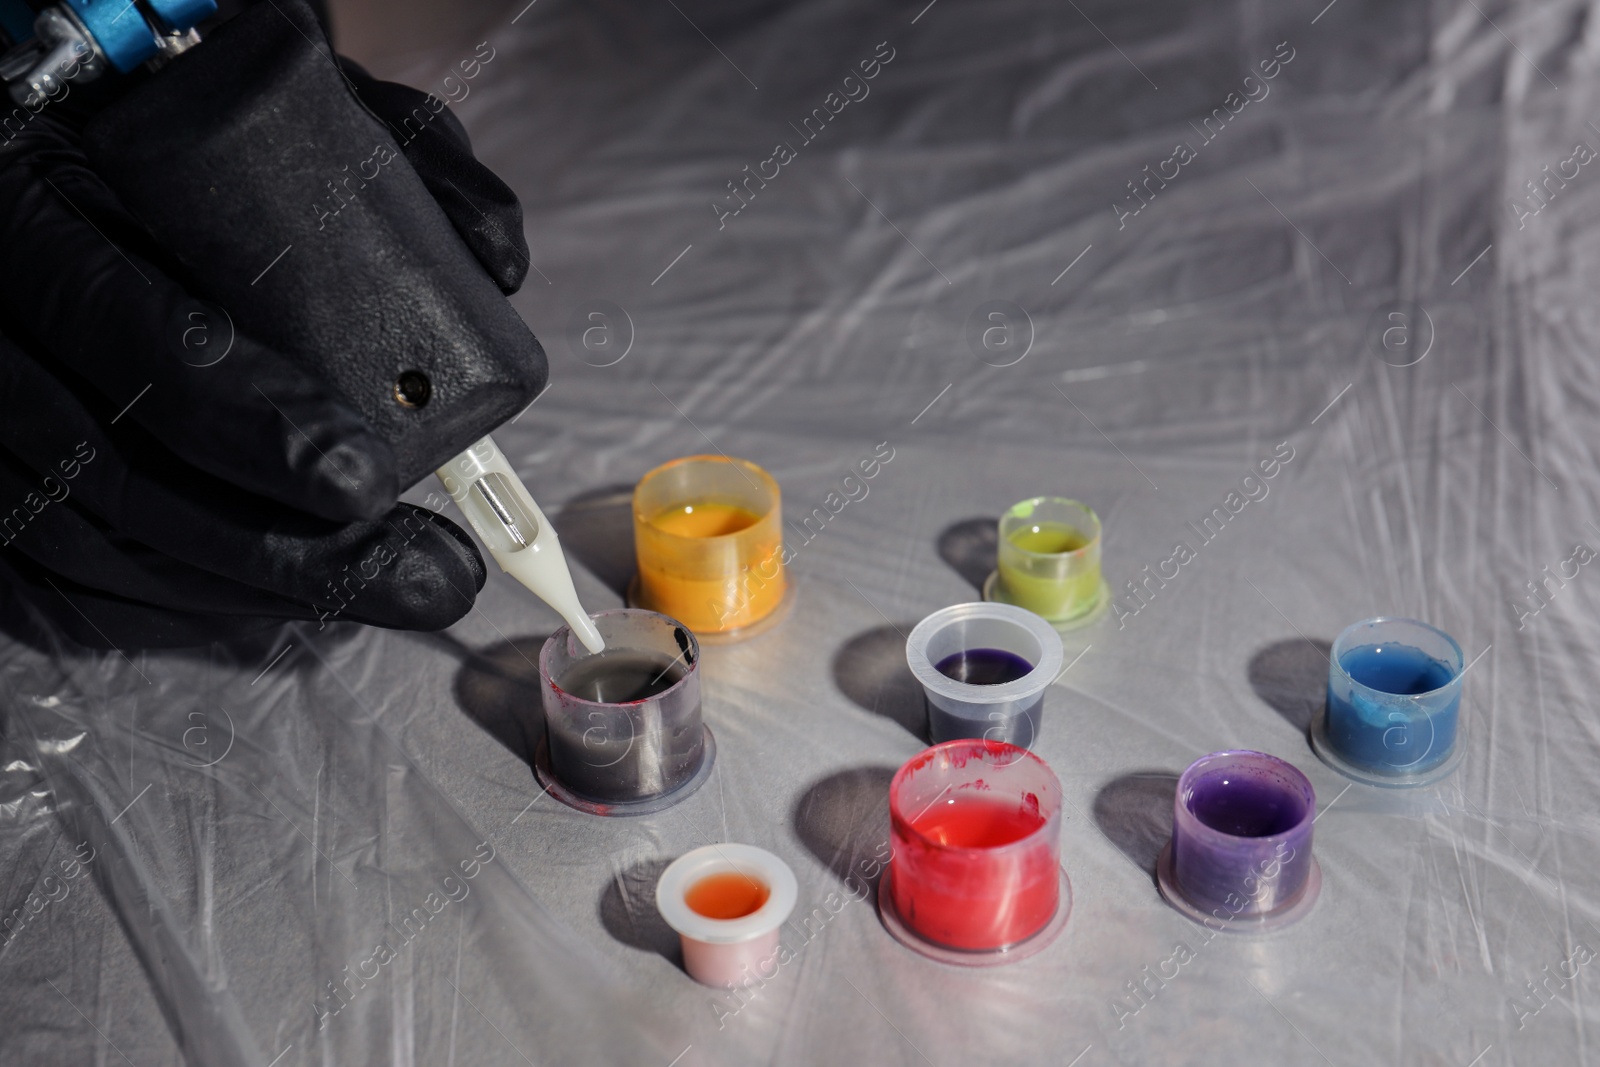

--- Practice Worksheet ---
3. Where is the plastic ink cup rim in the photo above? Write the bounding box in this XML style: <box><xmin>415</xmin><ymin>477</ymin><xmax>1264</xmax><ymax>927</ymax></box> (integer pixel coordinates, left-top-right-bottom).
<box><xmin>1000</xmin><ymin>497</ymin><xmax>1102</xmax><ymax>560</ymax></box>
<box><xmin>633</xmin><ymin>455</ymin><xmax>780</xmax><ymax>542</ymax></box>
<box><xmin>1329</xmin><ymin>616</ymin><xmax>1464</xmax><ymax>699</ymax></box>
<box><xmin>656</xmin><ymin>844</ymin><xmax>798</xmax><ymax>945</ymax></box>
<box><xmin>631</xmin><ymin>454</ymin><xmax>787</xmax><ymax>636</ymax></box>
<box><xmin>905</xmin><ymin>603</ymin><xmax>1064</xmax><ymax>709</ymax></box>
<box><xmin>1314</xmin><ymin>616</ymin><xmax>1465</xmax><ymax>786</ymax></box>
<box><xmin>887</xmin><ymin>739</ymin><xmax>1064</xmax><ymax>856</ymax></box>
<box><xmin>881</xmin><ymin>739</ymin><xmax>1070</xmax><ymax>961</ymax></box>
<box><xmin>535</xmin><ymin>608</ymin><xmax>714</xmax><ymax>815</ymax></box>
<box><xmin>538</xmin><ymin>608</ymin><xmax>699</xmax><ymax>711</ymax></box>
<box><xmin>1160</xmin><ymin>750</ymin><xmax>1321</xmax><ymax>932</ymax></box>
<box><xmin>991</xmin><ymin>498</ymin><xmax>1107</xmax><ymax>629</ymax></box>
<box><xmin>1173</xmin><ymin>749</ymin><xmax>1316</xmax><ymax>849</ymax></box>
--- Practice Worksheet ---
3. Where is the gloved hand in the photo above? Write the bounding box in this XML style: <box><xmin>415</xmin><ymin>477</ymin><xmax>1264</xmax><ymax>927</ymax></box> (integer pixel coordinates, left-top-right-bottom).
<box><xmin>0</xmin><ymin>47</ymin><xmax>534</xmax><ymax>649</ymax></box>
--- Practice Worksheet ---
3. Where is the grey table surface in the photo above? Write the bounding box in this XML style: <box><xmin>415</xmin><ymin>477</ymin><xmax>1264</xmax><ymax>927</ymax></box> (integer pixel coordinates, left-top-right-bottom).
<box><xmin>3</xmin><ymin>0</ymin><xmax>1598</xmax><ymax>1063</ymax></box>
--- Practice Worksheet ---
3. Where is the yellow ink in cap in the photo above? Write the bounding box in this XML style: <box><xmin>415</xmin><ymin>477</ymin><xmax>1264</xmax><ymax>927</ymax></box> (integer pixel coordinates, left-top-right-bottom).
<box><xmin>632</xmin><ymin>456</ymin><xmax>786</xmax><ymax>636</ymax></box>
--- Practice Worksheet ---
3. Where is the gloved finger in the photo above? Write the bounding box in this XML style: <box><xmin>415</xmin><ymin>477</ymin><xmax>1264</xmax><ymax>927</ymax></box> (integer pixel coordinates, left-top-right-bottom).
<box><xmin>0</xmin><ymin>550</ymin><xmax>281</xmax><ymax>651</ymax></box>
<box><xmin>0</xmin><ymin>450</ymin><xmax>482</xmax><ymax>635</ymax></box>
<box><xmin>0</xmin><ymin>122</ymin><xmax>399</xmax><ymax>523</ymax></box>
<box><xmin>0</xmin><ymin>447</ymin><xmax>309</xmax><ymax>617</ymax></box>
<box><xmin>0</xmin><ymin>559</ymin><xmax>279</xmax><ymax>650</ymax></box>
<box><xmin>338</xmin><ymin>59</ymin><xmax>531</xmax><ymax>294</ymax></box>
<box><xmin>0</xmin><ymin>346</ymin><xmax>487</xmax><ymax>632</ymax></box>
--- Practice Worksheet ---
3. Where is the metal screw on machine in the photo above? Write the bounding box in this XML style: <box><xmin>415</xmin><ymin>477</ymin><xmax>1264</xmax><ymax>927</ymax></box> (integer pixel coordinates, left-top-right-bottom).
<box><xmin>0</xmin><ymin>0</ymin><xmax>215</xmax><ymax>106</ymax></box>
<box><xmin>392</xmin><ymin>370</ymin><xmax>432</xmax><ymax>408</ymax></box>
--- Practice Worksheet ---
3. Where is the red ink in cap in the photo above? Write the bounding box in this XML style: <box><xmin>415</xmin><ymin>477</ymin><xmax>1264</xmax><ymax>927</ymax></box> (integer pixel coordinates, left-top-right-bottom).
<box><xmin>878</xmin><ymin>739</ymin><xmax>1071</xmax><ymax>965</ymax></box>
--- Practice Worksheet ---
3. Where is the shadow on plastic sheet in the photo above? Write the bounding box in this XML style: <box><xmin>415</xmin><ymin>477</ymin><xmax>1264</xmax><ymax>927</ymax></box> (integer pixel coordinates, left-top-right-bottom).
<box><xmin>1093</xmin><ymin>771</ymin><xmax>1179</xmax><ymax>878</ymax></box>
<box><xmin>551</xmin><ymin>483</ymin><xmax>637</xmax><ymax>600</ymax></box>
<box><xmin>447</xmin><ymin>633</ymin><xmax>552</xmax><ymax>768</ymax></box>
<box><xmin>831</xmin><ymin>624</ymin><xmax>926</xmax><ymax>740</ymax></box>
<box><xmin>1248</xmin><ymin>637</ymin><xmax>1333</xmax><ymax>735</ymax></box>
<box><xmin>599</xmin><ymin>855</ymin><xmax>680</xmax><ymax>966</ymax></box>
<box><xmin>937</xmin><ymin>516</ymin><xmax>997</xmax><ymax>593</ymax></box>
<box><xmin>793</xmin><ymin>765</ymin><xmax>896</xmax><ymax>888</ymax></box>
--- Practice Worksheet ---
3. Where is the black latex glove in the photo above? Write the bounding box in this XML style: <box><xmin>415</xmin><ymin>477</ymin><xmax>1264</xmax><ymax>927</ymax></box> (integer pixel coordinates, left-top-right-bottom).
<box><xmin>0</xmin><ymin>56</ymin><xmax>531</xmax><ymax>649</ymax></box>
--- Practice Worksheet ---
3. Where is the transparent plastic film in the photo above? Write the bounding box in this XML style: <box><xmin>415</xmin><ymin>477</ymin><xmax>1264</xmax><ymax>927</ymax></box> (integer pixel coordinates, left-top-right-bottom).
<box><xmin>0</xmin><ymin>628</ymin><xmax>681</xmax><ymax>1065</ymax></box>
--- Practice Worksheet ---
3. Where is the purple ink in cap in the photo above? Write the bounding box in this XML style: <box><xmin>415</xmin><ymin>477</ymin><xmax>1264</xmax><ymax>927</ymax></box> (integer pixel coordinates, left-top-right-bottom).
<box><xmin>904</xmin><ymin>602</ymin><xmax>1063</xmax><ymax>749</ymax></box>
<box><xmin>1156</xmin><ymin>750</ymin><xmax>1321</xmax><ymax>933</ymax></box>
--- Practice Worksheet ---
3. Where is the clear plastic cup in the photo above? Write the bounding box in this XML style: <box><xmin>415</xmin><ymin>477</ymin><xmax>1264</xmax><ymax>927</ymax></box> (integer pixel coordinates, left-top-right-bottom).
<box><xmin>1312</xmin><ymin>617</ymin><xmax>1465</xmax><ymax>787</ymax></box>
<box><xmin>986</xmin><ymin>497</ymin><xmax>1107</xmax><ymax>627</ymax></box>
<box><xmin>905</xmin><ymin>603</ymin><xmax>1063</xmax><ymax>749</ymax></box>
<box><xmin>536</xmin><ymin>608</ymin><xmax>715</xmax><ymax>815</ymax></box>
<box><xmin>1157</xmin><ymin>750</ymin><xmax>1321</xmax><ymax>932</ymax></box>
<box><xmin>630</xmin><ymin>455</ymin><xmax>788</xmax><ymax>639</ymax></box>
<box><xmin>879</xmin><ymin>739</ymin><xmax>1071</xmax><ymax>965</ymax></box>
<box><xmin>655</xmin><ymin>844</ymin><xmax>798</xmax><ymax>987</ymax></box>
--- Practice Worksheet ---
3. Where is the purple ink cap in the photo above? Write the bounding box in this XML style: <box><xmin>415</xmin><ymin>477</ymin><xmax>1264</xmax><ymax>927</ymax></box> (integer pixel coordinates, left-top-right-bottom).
<box><xmin>905</xmin><ymin>602</ymin><xmax>1063</xmax><ymax>750</ymax></box>
<box><xmin>1156</xmin><ymin>750</ymin><xmax>1321</xmax><ymax>933</ymax></box>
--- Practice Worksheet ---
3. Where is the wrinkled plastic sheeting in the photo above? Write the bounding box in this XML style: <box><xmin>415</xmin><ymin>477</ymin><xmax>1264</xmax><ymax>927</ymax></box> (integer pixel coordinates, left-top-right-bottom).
<box><xmin>8</xmin><ymin>0</ymin><xmax>1600</xmax><ymax>1063</ymax></box>
<box><xmin>0</xmin><ymin>630</ymin><xmax>680</xmax><ymax>1065</ymax></box>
